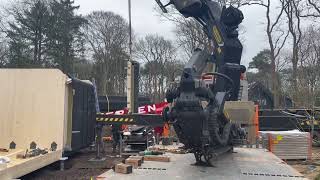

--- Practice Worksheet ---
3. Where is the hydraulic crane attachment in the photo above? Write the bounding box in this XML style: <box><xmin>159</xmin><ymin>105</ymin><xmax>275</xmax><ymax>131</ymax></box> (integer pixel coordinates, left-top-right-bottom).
<box><xmin>157</xmin><ymin>0</ymin><xmax>247</xmax><ymax>166</ymax></box>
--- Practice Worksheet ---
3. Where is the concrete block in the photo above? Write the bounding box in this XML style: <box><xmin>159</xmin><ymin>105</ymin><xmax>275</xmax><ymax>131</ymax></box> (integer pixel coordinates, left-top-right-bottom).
<box><xmin>125</xmin><ymin>158</ymin><xmax>142</xmax><ymax>168</ymax></box>
<box><xmin>129</xmin><ymin>155</ymin><xmax>144</xmax><ymax>163</ymax></box>
<box><xmin>115</xmin><ymin>163</ymin><xmax>132</xmax><ymax>174</ymax></box>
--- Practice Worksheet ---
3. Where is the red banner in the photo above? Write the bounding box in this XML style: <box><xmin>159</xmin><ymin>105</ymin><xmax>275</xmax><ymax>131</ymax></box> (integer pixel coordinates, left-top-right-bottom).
<box><xmin>104</xmin><ymin>102</ymin><xmax>168</xmax><ymax>115</ymax></box>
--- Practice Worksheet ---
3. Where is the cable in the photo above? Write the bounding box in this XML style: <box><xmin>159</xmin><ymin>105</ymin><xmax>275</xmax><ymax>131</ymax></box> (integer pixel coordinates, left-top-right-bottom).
<box><xmin>202</xmin><ymin>72</ymin><xmax>234</xmax><ymax>93</ymax></box>
<box><xmin>279</xmin><ymin>110</ymin><xmax>307</xmax><ymax>118</ymax></box>
<box><xmin>278</xmin><ymin>110</ymin><xmax>311</xmax><ymax>133</ymax></box>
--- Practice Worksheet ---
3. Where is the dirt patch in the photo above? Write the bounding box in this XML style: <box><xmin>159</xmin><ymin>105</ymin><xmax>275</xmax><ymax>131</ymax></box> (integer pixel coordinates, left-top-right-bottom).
<box><xmin>21</xmin><ymin>143</ymin><xmax>123</xmax><ymax>180</ymax></box>
<box><xmin>288</xmin><ymin>147</ymin><xmax>320</xmax><ymax>180</ymax></box>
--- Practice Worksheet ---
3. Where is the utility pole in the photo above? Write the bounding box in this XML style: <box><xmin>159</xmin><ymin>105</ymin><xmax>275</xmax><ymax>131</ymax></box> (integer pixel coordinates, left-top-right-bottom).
<box><xmin>127</xmin><ymin>0</ymin><xmax>135</xmax><ymax>113</ymax></box>
<box><xmin>128</xmin><ymin>0</ymin><xmax>132</xmax><ymax>55</ymax></box>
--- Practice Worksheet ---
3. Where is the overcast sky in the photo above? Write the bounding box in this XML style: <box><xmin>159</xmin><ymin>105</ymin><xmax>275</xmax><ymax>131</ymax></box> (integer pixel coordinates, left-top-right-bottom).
<box><xmin>0</xmin><ymin>0</ymin><xmax>269</xmax><ymax>66</ymax></box>
<box><xmin>75</xmin><ymin>0</ymin><xmax>268</xmax><ymax>66</ymax></box>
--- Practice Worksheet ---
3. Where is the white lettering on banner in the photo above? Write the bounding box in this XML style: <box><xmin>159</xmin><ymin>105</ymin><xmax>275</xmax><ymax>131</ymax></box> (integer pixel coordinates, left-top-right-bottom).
<box><xmin>147</xmin><ymin>105</ymin><xmax>156</xmax><ymax>112</ymax></box>
<box><xmin>105</xmin><ymin>102</ymin><xmax>168</xmax><ymax>115</ymax></box>
<box><xmin>115</xmin><ymin>110</ymin><xmax>125</xmax><ymax>115</ymax></box>
<box><xmin>138</xmin><ymin>106</ymin><xmax>146</xmax><ymax>114</ymax></box>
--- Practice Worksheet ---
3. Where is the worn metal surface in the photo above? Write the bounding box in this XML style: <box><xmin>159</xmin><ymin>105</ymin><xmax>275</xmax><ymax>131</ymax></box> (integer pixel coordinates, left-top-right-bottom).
<box><xmin>97</xmin><ymin>148</ymin><xmax>306</xmax><ymax>180</ymax></box>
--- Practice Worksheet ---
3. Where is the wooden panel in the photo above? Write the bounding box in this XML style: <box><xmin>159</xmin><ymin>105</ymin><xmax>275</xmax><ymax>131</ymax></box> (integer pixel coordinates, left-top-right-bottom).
<box><xmin>0</xmin><ymin>69</ymin><xmax>67</xmax><ymax>150</ymax></box>
<box><xmin>144</xmin><ymin>155</ymin><xmax>170</xmax><ymax>162</ymax></box>
<box><xmin>0</xmin><ymin>69</ymin><xmax>68</xmax><ymax>178</ymax></box>
<box><xmin>0</xmin><ymin>150</ymin><xmax>62</xmax><ymax>179</ymax></box>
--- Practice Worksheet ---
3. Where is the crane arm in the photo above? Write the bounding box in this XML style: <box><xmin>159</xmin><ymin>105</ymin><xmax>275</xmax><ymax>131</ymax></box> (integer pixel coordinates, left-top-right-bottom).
<box><xmin>156</xmin><ymin>0</ymin><xmax>245</xmax><ymax>100</ymax></box>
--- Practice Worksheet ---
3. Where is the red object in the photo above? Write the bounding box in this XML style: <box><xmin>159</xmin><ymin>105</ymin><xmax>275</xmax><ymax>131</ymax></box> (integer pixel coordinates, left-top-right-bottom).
<box><xmin>104</xmin><ymin>102</ymin><xmax>168</xmax><ymax>115</ymax></box>
<box><xmin>268</xmin><ymin>133</ymin><xmax>273</xmax><ymax>152</ymax></box>
<box><xmin>104</xmin><ymin>102</ymin><xmax>169</xmax><ymax>135</ymax></box>
<box><xmin>137</xmin><ymin>102</ymin><xmax>168</xmax><ymax>114</ymax></box>
<box><xmin>254</xmin><ymin>105</ymin><xmax>259</xmax><ymax>137</ymax></box>
<box><xmin>240</xmin><ymin>73</ymin><xmax>245</xmax><ymax>80</ymax></box>
<box><xmin>202</xmin><ymin>74</ymin><xmax>214</xmax><ymax>80</ymax></box>
<box><xmin>154</xmin><ymin>127</ymin><xmax>164</xmax><ymax>136</ymax></box>
<box><xmin>163</xmin><ymin>123</ymin><xmax>170</xmax><ymax>137</ymax></box>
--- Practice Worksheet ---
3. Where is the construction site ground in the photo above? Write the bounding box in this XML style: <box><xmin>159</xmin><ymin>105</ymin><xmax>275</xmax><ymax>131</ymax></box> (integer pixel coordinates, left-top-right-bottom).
<box><xmin>288</xmin><ymin>147</ymin><xmax>320</xmax><ymax>180</ymax></box>
<box><xmin>97</xmin><ymin>147</ymin><xmax>305</xmax><ymax>180</ymax></box>
<box><xmin>20</xmin><ymin>143</ymin><xmax>123</xmax><ymax>180</ymax></box>
<box><xmin>18</xmin><ymin>144</ymin><xmax>320</xmax><ymax>180</ymax></box>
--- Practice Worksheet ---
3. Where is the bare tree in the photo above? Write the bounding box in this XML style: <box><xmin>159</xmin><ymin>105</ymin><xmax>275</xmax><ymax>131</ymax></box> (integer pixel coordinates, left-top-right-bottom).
<box><xmin>219</xmin><ymin>0</ymin><xmax>263</xmax><ymax>7</ymax></box>
<box><xmin>247</xmin><ymin>0</ymin><xmax>319</xmax><ymax>107</ymax></box>
<box><xmin>175</xmin><ymin>18</ymin><xmax>211</xmax><ymax>58</ymax></box>
<box><xmin>155</xmin><ymin>6</ymin><xmax>209</xmax><ymax>58</ymax></box>
<box><xmin>84</xmin><ymin>11</ymin><xmax>129</xmax><ymax>96</ymax></box>
<box><xmin>135</xmin><ymin>34</ymin><xmax>177</xmax><ymax>102</ymax></box>
<box><xmin>280</xmin><ymin>0</ymin><xmax>303</xmax><ymax>106</ymax></box>
<box><xmin>300</xmin><ymin>0</ymin><xmax>320</xmax><ymax>18</ymax></box>
<box><xmin>243</xmin><ymin>0</ymin><xmax>289</xmax><ymax>107</ymax></box>
<box><xmin>295</xmin><ymin>26</ymin><xmax>320</xmax><ymax>107</ymax></box>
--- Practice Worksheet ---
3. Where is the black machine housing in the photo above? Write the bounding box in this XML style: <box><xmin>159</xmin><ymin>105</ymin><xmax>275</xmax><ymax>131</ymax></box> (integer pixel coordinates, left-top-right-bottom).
<box><xmin>158</xmin><ymin>0</ymin><xmax>246</xmax><ymax>165</ymax></box>
<box><xmin>123</xmin><ymin>126</ymin><xmax>154</xmax><ymax>151</ymax></box>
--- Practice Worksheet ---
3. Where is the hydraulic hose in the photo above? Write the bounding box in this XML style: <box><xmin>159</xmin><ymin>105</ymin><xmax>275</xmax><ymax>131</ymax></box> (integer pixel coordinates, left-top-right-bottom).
<box><xmin>214</xmin><ymin>122</ymin><xmax>232</xmax><ymax>146</ymax></box>
<box><xmin>202</xmin><ymin>72</ymin><xmax>235</xmax><ymax>94</ymax></box>
<box><xmin>209</xmin><ymin>107</ymin><xmax>232</xmax><ymax>146</ymax></box>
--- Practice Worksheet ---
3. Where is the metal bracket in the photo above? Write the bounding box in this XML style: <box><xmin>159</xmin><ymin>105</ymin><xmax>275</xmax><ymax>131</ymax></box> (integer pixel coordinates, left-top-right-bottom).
<box><xmin>9</xmin><ymin>141</ymin><xmax>16</xmax><ymax>149</ymax></box>
<box><xmin>51</xmin><ymin>142</ymin><xmax>57</xmax><ymax>151</ymax></box>
<box><xmin>30</xmin><ymin>141</ymin><xmax>37</xmax><ymax>149</ymax></box>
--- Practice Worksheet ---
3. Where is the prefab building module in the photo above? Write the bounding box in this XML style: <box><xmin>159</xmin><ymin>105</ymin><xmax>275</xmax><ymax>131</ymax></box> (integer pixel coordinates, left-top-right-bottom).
<box><xmin>0</xmin><ymin>69</ymin><xmax>95</xmax><ymax>179</ymax></box>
